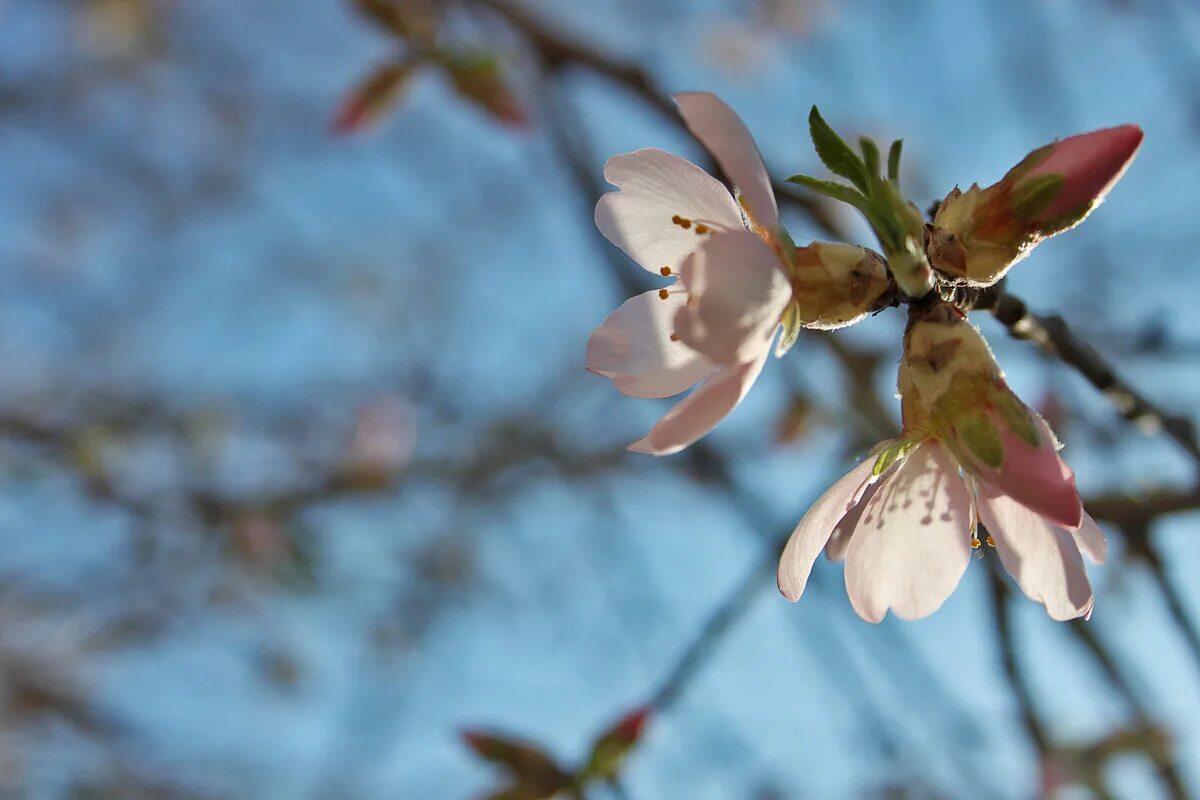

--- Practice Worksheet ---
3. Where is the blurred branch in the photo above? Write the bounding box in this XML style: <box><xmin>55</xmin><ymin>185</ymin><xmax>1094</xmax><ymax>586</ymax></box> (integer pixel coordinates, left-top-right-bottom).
<box><xmin>1084</xmin><ymin>486</ymin><xmax>1200</xmax><ymax>688</ymax></box>
<box><xmin>987</xmin><ymin>566</ymin><xmax>1052</xmax><ymax>763</ymax></box>
<box><xmin>1085</xmin><ymin>488</ymin><xmax>1200</xmax><ymax>528</ymax></box>
<box><xmin>471</xmin><ymin>0</ymin><xmax>849</xmax><ymax>241</ymax></box>
<box><xmin>648</xmin><ymin>553</ymin><xmax>773</xmax><ymax>711</ymax></box>
<box><xmin>1066</xmin><ymin>618</ymin><xmax>1188</xmax><ymax>800</ymax></box>
<box><xmin>975</xmin><ymin>287</ymin><xmax>1200</xmax><ymax>475</ymax></box>
<box><xmin>988</xmin><ymin>561</ymin><xmax>1185</xmax><ymax>800</ymax></box>
<box><xmin>1133</xmin><ymin>532</ymin><xmax>1200</xmax><ymax>682</ymax></box>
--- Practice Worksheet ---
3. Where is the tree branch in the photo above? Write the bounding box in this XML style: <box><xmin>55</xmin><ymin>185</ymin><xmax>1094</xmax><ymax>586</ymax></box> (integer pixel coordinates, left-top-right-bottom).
<box><xmin>472</xmin><ymin>0</ymin><xmax>849</xmax><ymax>241</ymax></box>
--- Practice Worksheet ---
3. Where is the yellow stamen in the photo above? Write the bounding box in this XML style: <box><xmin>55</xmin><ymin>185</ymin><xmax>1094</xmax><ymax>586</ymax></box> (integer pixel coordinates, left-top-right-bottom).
<box><xmin>658</xmin><ymin>288</ymin><xmax>670</xmax><ymax>300</ymax></box>
<box><xmin>660</xmin><ymin>266</ymin><xmax>672</xmax><ymax>276</ymax></box>
<box><xmin>970</xmin><ymin>537</ymin><xmax>982</xmax><ymax>550</ymax></box>
<box><xmin>986</xmin><ymin>534</ymin><xmax>995</xmax><ymax>548</ymax></box>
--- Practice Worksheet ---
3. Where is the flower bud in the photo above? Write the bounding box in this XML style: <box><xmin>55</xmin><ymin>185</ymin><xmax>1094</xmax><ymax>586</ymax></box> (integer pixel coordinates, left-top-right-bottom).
<box><xmin>899</xmin><ymin>305</ymin><xmax>1081</xmax><ymax>527</ymax></box>
<box><xmin>789</xmin><ymin>242</ymin><xmax>889</xmax><ymax>329</ymax></box>
<box><xmin>882</xmin><ymin>183</ymin><xmax>936</xmax><ymax>298</ymax></box>
<box><xmin>580</xmin><ymin>706</ymin><xmax>651</xmax><ymax>783</ymax></box>
<box><xmin>927</xmin><ymin>125</ymin><xmax>1143</xmax><ymax>286</ymax></box>
<box><xmin>887</xmin><ymin>234</ymin><xmax>934</xmax><ymax>298</ymax></box>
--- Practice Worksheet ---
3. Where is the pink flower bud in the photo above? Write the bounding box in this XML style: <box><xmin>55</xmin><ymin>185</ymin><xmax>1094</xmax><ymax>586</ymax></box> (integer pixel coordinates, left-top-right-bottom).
<box><xmin>1018</xmin><ymin>125</ymin><xmax>1143</xmax><ymax>226</ymax></box>
<box><xmin>927</xmin><ymin>125</ymin><xmax>1143</xmax><ymax>286</ymax></box>
<box><xmin>610</xmin><ymin>706</ymin><xmax>651</xmax><ymax>744</ymax></box>
<box><xmin>580</xmin><ymin>705</ymin><xmax>652</xmax><ymax>782</ymax></box>
<box><xmin>331</xmin><ymin>62</ymin><xmax>415</xmax><ymax>135</ymax></box>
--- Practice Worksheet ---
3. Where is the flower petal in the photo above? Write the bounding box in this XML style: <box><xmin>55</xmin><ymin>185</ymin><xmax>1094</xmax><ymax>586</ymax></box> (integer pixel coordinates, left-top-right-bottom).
<box><xmin>627</xmin><ymin>349</ymin><xmax>768</xmax><ymax>456</ymax></box>
<box><xmin>1074</xmin><ymin>512</ymin><xmax>1108</xmax><ymax>565</ymax></box>
<box><xmin>587</xmin><ymin>289</ymin><xmax>715</xmax><ymax>399</ymax></box>
<box><xmin>826</xmin><ymin>470</ymin><xmax>886</xmax><ymax>562</ymax></box>
<box><xmin>778</xmin><ymin>457</ymin><xmax>878</xmax><ymax>602</ymax></box>
<box><xmin>674</xmin><ymin>92</ymin><xmax>779</xmax><ymax>231</ymax></box>
<box><xmin>844</xmin><ymin>441</ymin><xmax>974</xmax><ymax>623</ymax></box>
<box><xmin>1024</xmin><ymin>125</ymin><xmax>1143</xmax><ymax>224</ymax></box>
<box><xmin>673</xmin><ymin>230</ymin><xmax>791</xmax><ymax>366</ymax></box>
<box><xmin>595</xmin><ymin>148</ymin><xmax>743</xmax><ymax>275</ymax></box>
<box><xmin>978</xmin><ymin>415</ymin><xmax>1082</xmax><ymax>530</ymax></box>
<box><xmin>978</xmin><ymin>485</ymin><xmax>1094</xmax><ymax>622</ymax></box>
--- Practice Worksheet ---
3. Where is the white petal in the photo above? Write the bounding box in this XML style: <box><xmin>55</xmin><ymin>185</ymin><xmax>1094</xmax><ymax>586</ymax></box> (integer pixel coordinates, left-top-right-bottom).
<box><xmin>1075</xmin><ymin>512</ymin><xmax>1108</xmax><ymax>565</ymax></box>
<box><xmin>826</xmin><ymin>468</ymin><xmax>888</xmax><ymax>562</ymax></box>
<box><xmin>586</xmin><ymin>289</ymin><xmax>715</xmax><ymax>399</ymax></box>
<box><xmin>844</xmin><ymin>441</ymin><xmax>974</xmax><ymax>623</ymax></box>
<box><xmin>778</xmin><ymin>458</ymin><xmax>878</xmax><ymax>602</ymax></box>
<box><xmin>674</xmin><ymin>92</ymin><xmax>780</xmax><ymax>231</ymax></box>
<box><xmin>978</xmin><ymin>486</ymin><xmax>1094</xmax><ymax>622</ymax></box>
<box><xmin>674</xmin><ymin>230</ymin><xmax>792</xmax><ymax>366</ymax></box>
<box><xmin>628</xmin><ymin>348</ymin><xmax>768</xmax><ymax>456</ymax></box>
<box><xmin>595</xmin><ymin>148</ymin><xmax>743</xmax><ymax>275</ymax></box>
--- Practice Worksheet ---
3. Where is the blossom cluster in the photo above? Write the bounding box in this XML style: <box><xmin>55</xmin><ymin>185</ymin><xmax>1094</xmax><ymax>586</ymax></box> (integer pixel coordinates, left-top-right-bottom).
<box><xmin>586</xmin><ymin>93</ymin><xmax>1141</xmax><ymax>622</ymax></box>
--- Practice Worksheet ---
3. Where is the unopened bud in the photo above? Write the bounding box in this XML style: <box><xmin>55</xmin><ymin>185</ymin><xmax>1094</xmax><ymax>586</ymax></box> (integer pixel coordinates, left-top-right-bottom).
<box><xmin>790</xmin><ymin>243</ymin><xmax>889</xmax><ymax>329</ymax></box>
<box><xmin>881</xmin><ymin>183</ymin><xmax>935</xmax><ymax>298</ymax></box>
<box><xmin>887</xmin><ymin>234</ymin><xmax>934</xmax><ymax>298</ymax></box>
<box><xmin>460</xmin><ymin>729</ymin><xmax>568</xmax><ymax>783</ymax></box>
<box><xmin>610</xmin><ymin>706</ymin><xmax>650</xmax><ymax>744</ymax></box>
<box><xmin>580</xmin><ymin>706</ymin><xmax>651</xmax><ymax>783</ymax></box>
<box><xmin>928</xmin><ymin>125</ymin><xmax>1143</xmax><ymax>286</ymax></box>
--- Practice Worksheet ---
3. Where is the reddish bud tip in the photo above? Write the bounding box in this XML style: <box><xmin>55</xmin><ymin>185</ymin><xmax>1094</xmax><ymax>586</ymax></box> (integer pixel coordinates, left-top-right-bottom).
<box><xmin>613</xmin><ymin>706</ymin><xmax>651</xmax><ymax>742</ymax></box>
<box><xmin>331</xmin><ymin>104</ymin><xmax>366</xmax><ymax>136</ymax></box>
<box><xmin>460</xmin><ymin>729</ymin><xmax>487</xmax><ymax>749</ymax></box>
<box><xmin>1025</xmin><ymin>124</ymin><xmax>1143</xmax><ymax>222</ymax></box>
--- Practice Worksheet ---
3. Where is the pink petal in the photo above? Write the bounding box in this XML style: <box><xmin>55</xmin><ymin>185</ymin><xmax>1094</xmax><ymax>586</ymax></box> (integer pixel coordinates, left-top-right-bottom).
<box><xmin>1025</xmin><ymin>125</ymin><xmax>1143</xmax><ymax>223</ymax></box>
<box><xmin>595</xmin><ymin>148</ymin><xmax>744</xmax><ymax>276</ymax></box>
<box><xmin>826</xmin><ymin>469</ymin><xmax>886</xmax><ymax>562</ymax></box>
<box><xmin>673</xmin><ymin>230</ymin><xmax>791</xmax><ymax>366</ymax></box>
<box><xmin>1075</xmin><ymin>512</ymin><xmax>1108</xmax><ymax>565</ymax></box>
<box><xmin>978</xmin><ymin>485</ymin><xmax>1094</xmax><ymax>622</ymax></box>
<box><xmin>586</xmin><ymin>289</ymin><xmax>715</xmax><ymax>399</ymax></box>
<box><xmin>627</xmin><ymin>349</ymin><xmax>768</xmax><ymax>456</ymax></box>
<box><xmin>844</xmin><ymin>442</ymin><xmax>974</xmax><ymax>623</ymax></box>
<box><xmin>778</xmin><ymin>457</ymin><xmax>878</xmax><ymax>602</ymax></box>
<box><xmin>674</xmin><ymin>93</ymin><xmax>779</xmax><ymax>231</ymax></box>
<box><xmin>975</xmin><ymin>415</ymin><xmax>1083</xmax><ymax>530</ymax></box>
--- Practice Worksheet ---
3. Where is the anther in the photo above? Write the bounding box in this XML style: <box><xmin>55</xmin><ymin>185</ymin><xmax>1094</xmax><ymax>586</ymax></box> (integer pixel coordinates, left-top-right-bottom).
<box><xmin>671</xmin><ymin>214</ymin><xmax>692</xmax><ymax>230</ymax></box>
<box><xmin>694</xmin><ymin>224</ymin><xmax>709</xmax><ymax>235</ymax></box>
<box><xmin>658</xmin><ymin>288</ymin><xmax>670</xmax><ymax>300</ymax></box>
<box><xmin>970</xmin><ymin>537</ymin><xmax>982</xmax><ymax>550</ymax></box>
<box><xmin>986</xmin><ymin>534</ymin><xmax>995</xmax><ymax>548</ymax></box>
<box><xmin>669</xmin><ymin>332</ymin><xmax>681</xmax><ymax>342</ymax></box>
<box><xmin>660</xmin><ymin>266</ymin><xmax>672</xmax><ymax>276</ymax></box>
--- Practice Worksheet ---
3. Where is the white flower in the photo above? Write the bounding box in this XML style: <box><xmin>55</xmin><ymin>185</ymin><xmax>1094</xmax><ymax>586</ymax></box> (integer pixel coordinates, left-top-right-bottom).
<box><xmin>778</xmin><ymin>306</ymin><xmax>1107</xmax><ymax>623</ymax></box>
<box><xmin>586</xmin><ymin>92</ymin><xmax>885</xmax><ymax>455</ymax></box>
<box><xmin>777</xmin><ymin>439</ymin><xmax>1105</xmax><ymax>623</ymax></box>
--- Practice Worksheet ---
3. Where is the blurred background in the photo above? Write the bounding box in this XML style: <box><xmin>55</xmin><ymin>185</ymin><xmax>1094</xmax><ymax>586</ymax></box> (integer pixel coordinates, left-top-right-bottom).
<box><xmin>1</xmin><ymin>1</ymin><xmax>1199</xmax><ymax>798</ymax></box>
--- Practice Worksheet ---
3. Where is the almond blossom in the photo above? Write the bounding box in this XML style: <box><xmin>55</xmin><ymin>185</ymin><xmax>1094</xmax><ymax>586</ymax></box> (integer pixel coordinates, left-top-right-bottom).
<box><xmin>586</xmin><ymin>92</ymin><xmax>888</xmax><ymax>455</ymax></box>
<box><xmin>927</xmin><ymin>124</ymin><xmax>1143</xmax><ymax>286</ymax></box>
<box><xmin>778</xmin><ymin>305</ymin><xmax>1107</xmax><ymax>622</ymax></box>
